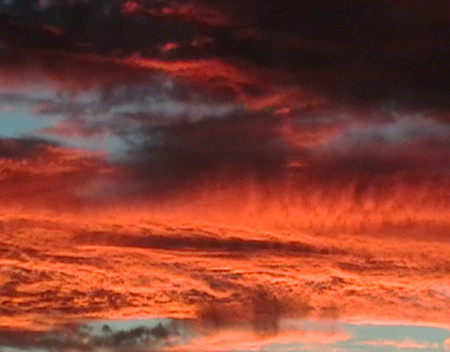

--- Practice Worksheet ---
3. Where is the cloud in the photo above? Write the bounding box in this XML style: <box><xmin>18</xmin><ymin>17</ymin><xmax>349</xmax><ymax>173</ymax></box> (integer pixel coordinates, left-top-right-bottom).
<box><xmin>0</xmin><ymin>48</ymin><xmax>152</xmax><ymax>91</ymax></box>
<box><xmin>0</xmin><ymin>209</ymin><xmax>449</xmax><ymax>333</ymax></box>
<box><xmin>0</xmin><ymin>0</ymin><xmax>449</xmax><ymax>337</ymax></box>
<box><xmin>2</xmin><ymin>0</ymin><xmax>448</xmax><ymax>112</ymax></box>
<box><xmin>0</xmin><ymin>321</ymin><xmax>177</xmax><ymax>352</ymax></box>
<box><xmin>74</xmin><ymin>231</ymin><xmax>342</xmax><ymax>256</ymax></box>
<box><xmin>359</xmin><ymin>339</ymin><xmax>440</xmax><ymax>350</ymax></box>
<box><xmin>0</xmin><ymin>137</ymin><xmax>114</xmax><ymax>209</ymax></box>
<box><xmin>165</xmin><ymin>323</ymin><xmax>351</xmax><ymax>352</ymax></box>
<box><xmin>445</xmin><ymin>338</ymin><xmax>450</xmax><ymax>351</ymax></box>
<box><xmin>4</xmin><ymin>3</ymin><xmax>446</xmax><ymax>234</ymax></box>
<box><xmin>0</xmin><ymin>315</ymin><xmax>352</xmax><ymax>352</ymax></box>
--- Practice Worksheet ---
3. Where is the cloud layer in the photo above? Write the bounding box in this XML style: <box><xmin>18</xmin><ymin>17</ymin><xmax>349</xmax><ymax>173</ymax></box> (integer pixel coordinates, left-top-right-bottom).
<box><xmin>0</xmin><ymin>0</ymin><xmax>449</xmax><ymax>347</ymax></box>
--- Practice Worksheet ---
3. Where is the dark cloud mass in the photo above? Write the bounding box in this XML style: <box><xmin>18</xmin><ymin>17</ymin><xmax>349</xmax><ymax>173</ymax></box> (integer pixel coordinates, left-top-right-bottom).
<box><xmin>74</xmin><ymin>230</ymin><xmax>343</xmax><ymax>255</ymax></box>
<box><xmin>0</xmin><ymin>321</ymin><xmax>176</xmax><ymax>352</ymax></box>
<box><xmin>0</xmin><ymin>0</ymin><xmax>448</xmax><ymax>224</ymax></box>
<box><xmin>1</xmin><ymin>0</ymin><xmax>450</xmax><ymax>109</ymax></box>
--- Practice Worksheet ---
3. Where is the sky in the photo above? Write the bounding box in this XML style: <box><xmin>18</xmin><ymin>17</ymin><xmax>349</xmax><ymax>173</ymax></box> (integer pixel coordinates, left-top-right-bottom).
<box><xmin>0</xmin><ymin>0</ymin><xmax>449</xmax><ymax>351</ymax></box>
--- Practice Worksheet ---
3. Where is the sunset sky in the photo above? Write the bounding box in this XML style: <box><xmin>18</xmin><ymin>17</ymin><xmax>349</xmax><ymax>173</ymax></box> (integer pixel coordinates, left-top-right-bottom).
<box><xmin>0</xmin><ymin>0</ymin><xmax>449</xmax><ymax>351</ymax></box>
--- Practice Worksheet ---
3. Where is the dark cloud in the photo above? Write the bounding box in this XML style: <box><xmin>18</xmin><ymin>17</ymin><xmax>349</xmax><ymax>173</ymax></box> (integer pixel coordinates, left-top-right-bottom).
<box><xmin>195</xmin><ymin>285</ymin><xmax>314</xmax><ymax>336</ymax></box>
<box><xmin>0</xmin><ymin>0</ymin><xmax>201</xmax><ymax>57</ymax></box>
<box><xmin>0</xmin><ymin>137</ymin><xmax>55</xmax><ymax>159</ymax></box>
<box><xmin>0</xmin><ymin>46</ymin><xmax>154</xmax><ymax>90</ymax></box>
<box><xmin>0</xmin><ymin>0</ymin><xmax>448</xmax><ymax>232</ymax></box>
<box><xmin>0</xmin><ymin>137</ymin><xmax>113</xmax><ymax>209</ymax></box>
<box><xmin>119</xmin><ymin>112</ymin><xmax>290</xmax><ymax>195</ymax></box>
<box><xmin>2</xmin><ymin>0</ymin><xmax>449</xmax><ymax>111</ymax></box>
<box><xmin>250</xmin><ymin>285</ymin><xmax>282</xmax><ymax>335</ymax></box>
<box><xmin>0</xmin><ymin>321</ymin><xmax>175</xmax><ymax>352</ymax></box>
<box><xmin>189</xmin><ymin>0</ymin><xmax>450</xmax><ymax>110</ymax></box>
<box><xmin>74</xmin><ymin>230</ymin><xmax>343</xmax><ymax>256</ymax></box>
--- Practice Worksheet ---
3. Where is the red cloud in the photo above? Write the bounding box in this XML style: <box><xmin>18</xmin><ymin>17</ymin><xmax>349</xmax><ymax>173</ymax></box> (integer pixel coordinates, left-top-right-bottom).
<box><xmin>0</xmin><ymin>138</ymin><xmax>114</xmax><ymax>210</ymax></box>
<box><xmin>0</xmin><ymin>48</ymin><xmax>154</xmax><ymax>92</ymax></box>
<box><xmin>121</xmin><ymin>1</ymin><xmax>141</xmax><ymax>15</ymax></box>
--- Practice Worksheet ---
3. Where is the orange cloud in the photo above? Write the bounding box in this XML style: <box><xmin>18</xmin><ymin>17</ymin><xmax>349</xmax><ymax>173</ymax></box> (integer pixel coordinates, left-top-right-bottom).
<box><xmin>445</xmin><ymin>338</ymin><xmax>450</xmax><ymax>351</ymax></box>
<box><xmin>166</xmin><ymin>328</ymin><xmax>351</xmax><ymax>352</ymax></box>
<box><xmin>0</xmin><ymin>207</ymin><xmax>449</xmax><ymax>332</ymax></box>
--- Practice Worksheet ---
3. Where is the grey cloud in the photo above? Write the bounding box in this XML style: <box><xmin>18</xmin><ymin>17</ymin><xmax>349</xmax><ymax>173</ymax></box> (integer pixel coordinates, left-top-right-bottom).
<box><xmin>0</xmin><ymin>321</ymin><xmax>176</xmax><ymax>352</ymax></box>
